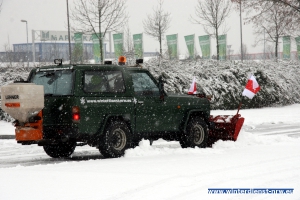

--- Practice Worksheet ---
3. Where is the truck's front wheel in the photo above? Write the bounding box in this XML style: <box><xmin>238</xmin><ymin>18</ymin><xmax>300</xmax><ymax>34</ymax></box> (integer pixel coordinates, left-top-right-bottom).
<box><xmin>43</xmin><ymin>141</ymin><xmax>76</xmax><ymax>158</ymax></box>
<box><xmin>180</xmin><ymin>117</ymin><xmax>208</xmax><ymax>148</ymax></box>
<box><xmin>99</xmin><ymin>120</ymin><xmax>132</xmax><ymax>158</ymax></box>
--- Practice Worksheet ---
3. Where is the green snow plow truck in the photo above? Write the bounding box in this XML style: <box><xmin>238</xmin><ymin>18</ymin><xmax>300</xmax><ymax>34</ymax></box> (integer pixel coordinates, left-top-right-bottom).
<box><xmin>0</xmin><ymin>58</ymin><xmax>244</xmax><ymax>158</ymax></box>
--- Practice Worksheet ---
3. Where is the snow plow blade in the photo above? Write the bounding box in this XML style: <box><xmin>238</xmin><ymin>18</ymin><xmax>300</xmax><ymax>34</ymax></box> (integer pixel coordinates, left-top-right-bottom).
<box><xmin>208</xmin><ymin>114</ymin><xmax>244</xmax><ymax>145</ymax></box>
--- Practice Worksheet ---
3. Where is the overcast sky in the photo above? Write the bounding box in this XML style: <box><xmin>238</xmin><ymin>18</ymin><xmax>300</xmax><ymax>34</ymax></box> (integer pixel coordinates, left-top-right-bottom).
<box><xmin>0</xmin><ymin>0</ymin><xmax>268</xmax><ymax>55</ymax></box>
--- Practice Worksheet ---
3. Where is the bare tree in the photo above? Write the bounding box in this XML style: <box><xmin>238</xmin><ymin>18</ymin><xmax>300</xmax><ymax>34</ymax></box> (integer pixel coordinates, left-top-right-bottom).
<box><xmin>237</xmin><ymin>43</ymin><xmax>252</xmax><ymax>60</ymax></box>
<box><xmin>267</xmin><ymin>0</ymin><xmax>300</xmax><ymax>12</ymax></box>
<box><xmin>191</xmin><ymin>0</ymin><xmax>232</xmax><ymax>60</ymax></box>
<box><xmin>241</xmin><ymin>1</ymin><xmax>296</xmax><ymax>60</ymax></box>
<box><xmin>232</xmin><ymin>0</ymin><xmax>299</xmax><ymax>13</ymax></box>
<box><xmin>143</xmin><ymin>0</ymin><xmax>171</xmax><ymax>56</ymax></box>
<box><xmin>71</xmin><ymin>0</ymin><xmax>128</xmax><ymax>63</ymax></box>
<box><xmin>265</xmin><ymin>44</ymin><xmax>276</xmax><ymax>59</ymax></box>
<box><xmin>2</xmin><ymin>44</ymin><xmax>14</xmax><ymax>65</ymax></box>
<box><xmin>233</xmin><ymin>0</ymin><xmax>300</xmax><ymax>33</ymax></box>
<box><xmin>123</xmin><ymin>22</ymin><xmax>134</xmax><ymax>54</ymax></box>
<box><xmin>123</xmin><ymin>21</ymin><xmax>135</xmax><ymax>65</ymax></box>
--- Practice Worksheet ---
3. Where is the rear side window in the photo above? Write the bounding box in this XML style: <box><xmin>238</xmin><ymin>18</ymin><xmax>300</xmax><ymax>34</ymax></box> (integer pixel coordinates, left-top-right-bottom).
<box><xmin>84</xmin><ymin>70</ymin><xmax>125</xmax><ymax>93</ymax></box>
<box><xmin>31</xmin><ymin>70</ymin><xmax>74</xmax><ymax>96</ymax></box>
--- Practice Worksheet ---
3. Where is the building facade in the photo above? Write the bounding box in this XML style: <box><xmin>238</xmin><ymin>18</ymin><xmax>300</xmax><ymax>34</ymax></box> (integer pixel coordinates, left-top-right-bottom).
<box><xmin>12</xmin><ymin>42</ymin><xmax>95</xmax><ymax>62</ymax></box>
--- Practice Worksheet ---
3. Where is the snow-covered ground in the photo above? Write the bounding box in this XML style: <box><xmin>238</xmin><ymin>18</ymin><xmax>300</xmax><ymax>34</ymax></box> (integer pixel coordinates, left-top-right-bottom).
<box><xmin>0</xmin><ymin>104</ymin><xmax>300</xmax><ymax>200</ymax></box>
<box><xmin>0</xmin><ymin>121</ymin><xmax>15</xmax><ymax>135</ymax></box>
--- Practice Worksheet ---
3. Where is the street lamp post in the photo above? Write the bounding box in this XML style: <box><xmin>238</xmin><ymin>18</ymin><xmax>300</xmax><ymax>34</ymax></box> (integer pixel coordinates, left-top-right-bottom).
<box><xmin>239</xmin><ymin>1</ymin><xmax>243</xmax><ymax>62</ymax></box>
<box><xmin>21</xmin><ymin>20</ymin><xmax>29</xmax><ymax>67</ymax></box>
<box><xmin>66</xmin><ymin>0</ymin><xmax>72</xmax><ymax>64</ymax></box>
<box><xmin>227</xmin><ymin>45</ymin><xmax>232</xmax><ymax>60</ymax></box>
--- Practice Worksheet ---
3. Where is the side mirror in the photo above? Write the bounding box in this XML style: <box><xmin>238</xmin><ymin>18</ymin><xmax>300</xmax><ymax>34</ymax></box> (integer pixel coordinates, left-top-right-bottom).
<box><xmin>158</xmin><ymin>75</ymin><xmax>165</xmax><ymax>101</ymax></box>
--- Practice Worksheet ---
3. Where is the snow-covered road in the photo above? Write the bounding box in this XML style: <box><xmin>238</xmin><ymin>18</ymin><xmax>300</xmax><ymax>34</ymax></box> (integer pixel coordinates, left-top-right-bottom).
<box><xmin>0</xmin><ymin>123</ymin><xmax>300</xmax><ymax>169</ymax></box>
<box><xmin>248</xmin><ymin>123</ymin><xmax>300</xmax><ymax>138</ymax></box>
<box><xmin>0</xmin><ymin>104</ymin><xmax>300</xmax><ymax>200</ymax></box>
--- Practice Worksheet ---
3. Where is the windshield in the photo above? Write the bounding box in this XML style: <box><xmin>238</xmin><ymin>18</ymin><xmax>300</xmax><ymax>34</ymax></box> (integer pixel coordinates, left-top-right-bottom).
<box><xmin>30</xmin><ymin>70</ymin><xmax>74</xmax><ymax>96</ymax></box>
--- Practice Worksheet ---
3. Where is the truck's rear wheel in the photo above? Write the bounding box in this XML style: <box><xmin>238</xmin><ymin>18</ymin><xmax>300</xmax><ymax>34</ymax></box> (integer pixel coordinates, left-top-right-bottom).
<box><xmin>43</xmin><ymin>141</ymin><xmax>76</xmax><ymax>158</ymax></box>
<box><xmin>99</xmin><ymin>120</ymin><xmax>132</xmax><ymax>158</ymax></box>
<box><xmin>180</xmin><ymin>117</ymin><xmax>208</xmax><ymax>148</ymax></box>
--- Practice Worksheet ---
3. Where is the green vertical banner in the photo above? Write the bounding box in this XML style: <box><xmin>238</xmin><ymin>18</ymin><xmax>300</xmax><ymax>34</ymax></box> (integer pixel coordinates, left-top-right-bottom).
<box><xmin>74</xmin><ymin>32</ymin><xmax>83</xmax><ymax>48</ymax></box>
<box><xmin>184</xmin><ymin>34</ymin><xmax>195</xmax><ymax>59</ymax></box>
<box><xmin>283</xmin><ymin>36</ymin><xmax>291</xmax><ymax>59</ymax></box>
<box><xmin>92</xmin><ymin>33</ymin><xmax>101</xmax><ymax>63</ymax></box>
<box><xmin>166</xmin><ymin>34</ymin><xmax>178</xmax><ymax>59</ymax></box>
<box><xmin>133</xmin><ymin>33</ymin><xmax>143</xmax><ymax>59</ymax></box>
<box><xmin>74</xmin><ymin>32</ymin><xmax>83</xmax><ymax>62</ymax></box>
<box><xmin>295</xmin><ymin>36</ymin><xmax>300</xmax><ymax>60</ymax></box>
<box><xmin>113</xmin><ymin>33</ymin><xmax>124</xmax><ymax>58</ymax></box>
<box><xmin>198</xmin><ymin>35</ymin><xmax>210</xmax><ymax>59</ymax></box>
<box><xmin>218</xmin><ymin>34</ymin><xmax>227</xmax><ymax>60</ymax></box>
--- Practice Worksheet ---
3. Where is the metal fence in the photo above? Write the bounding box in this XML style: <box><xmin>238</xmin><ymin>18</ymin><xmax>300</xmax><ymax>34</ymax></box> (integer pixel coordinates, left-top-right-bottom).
<box><xmin>227</xmin><ymin>51</ymin><xmax>298</xmax><ymax>61</ymax></box>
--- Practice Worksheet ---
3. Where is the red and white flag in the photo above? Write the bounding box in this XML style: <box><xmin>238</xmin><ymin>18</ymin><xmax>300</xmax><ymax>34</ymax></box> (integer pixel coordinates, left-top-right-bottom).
<box><xmin>242</xmin><ymin>75</ymin><xmax>260</xmax><ymax>99</ymax></box>
<box><xmin>188</xmin><ymin>77</ymin><xmax>197</xmax><ymax>94</ymax></box>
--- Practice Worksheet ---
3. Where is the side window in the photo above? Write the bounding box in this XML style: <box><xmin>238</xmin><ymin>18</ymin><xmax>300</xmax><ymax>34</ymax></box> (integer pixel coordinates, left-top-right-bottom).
<box><xmin>84</xmin><ymin>70</ymin><xmax>125</xmax><ymax>93</ymax></box>
<box><xmin>31</xmin><ymin>70</ymin><xmax>74</xmax><ymax>95</ymax></box>
<box><xmin>131</xmin><ymin>72</ymin><xmax>159</xmax><ymax>96</ymax></box>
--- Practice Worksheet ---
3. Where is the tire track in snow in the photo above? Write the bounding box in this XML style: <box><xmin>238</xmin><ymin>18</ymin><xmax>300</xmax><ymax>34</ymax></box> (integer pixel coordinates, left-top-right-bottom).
<box><xmin>1</xmin><ymin>123</ymin><xmax>299</xmax><ymax>168</ymax></box>
<box><xmin>245</xmin><ymin>124</ymin><xmax>300</xmax><ymax>138</ymax></box>
<box><xmin>0</xmin><ymin>143</ymin><xmax>102</xmax><ymax>168</ymax></box>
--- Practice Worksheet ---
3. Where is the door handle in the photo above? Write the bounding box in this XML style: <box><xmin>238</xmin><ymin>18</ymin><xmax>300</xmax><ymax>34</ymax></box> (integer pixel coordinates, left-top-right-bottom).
<box><xmin>138</xmin><ymin>101</ymin><xmax>144</xmax><ymax>104</ymax></box>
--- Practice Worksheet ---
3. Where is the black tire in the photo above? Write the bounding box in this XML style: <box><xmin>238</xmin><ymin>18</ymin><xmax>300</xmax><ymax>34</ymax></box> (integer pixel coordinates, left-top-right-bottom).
<box><xmin>180</xmin><ymin>117</ymin><xmax>208</xmax><ymax>148</ymax></box>
<box><xmin>99</xmin><ymin>120</ymin><xmax>132</xmax><ymax>158</ymax></box>
<box><xmin>43</xmin><ymin>141</ymin><xmax>76</xmax><ymax>158</ymax></box>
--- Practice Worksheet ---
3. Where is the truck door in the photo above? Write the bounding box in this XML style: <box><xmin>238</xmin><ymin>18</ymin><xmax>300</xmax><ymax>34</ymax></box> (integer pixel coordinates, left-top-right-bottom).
<box><xmin>80</xmin><ymin>69</ymin><xmax>134</xmax><ymax>135</ymax></box>
<box><xmin>130</xmin><ymin>72</ymin><xmax>174</xmax><ymax>133</ymax></box>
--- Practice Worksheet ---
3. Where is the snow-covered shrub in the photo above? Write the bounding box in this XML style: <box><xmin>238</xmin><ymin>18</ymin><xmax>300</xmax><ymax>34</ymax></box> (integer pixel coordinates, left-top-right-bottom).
<box><xmin>144</xmin><ymin>58</ymin><xmax>300</xmax><ymax>110</ymax></box>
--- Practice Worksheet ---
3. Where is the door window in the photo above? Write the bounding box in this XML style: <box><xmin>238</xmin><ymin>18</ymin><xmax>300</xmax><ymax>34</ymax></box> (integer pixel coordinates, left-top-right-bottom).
<box><xmin>131</xmin><ymin>72</ymin><xmax>159</xmax><ymax>96</ymax></box>
<box><xmin>84</xmin><ymin>71</ymin><xmax>125</xmax><ymax>93</ymax></box>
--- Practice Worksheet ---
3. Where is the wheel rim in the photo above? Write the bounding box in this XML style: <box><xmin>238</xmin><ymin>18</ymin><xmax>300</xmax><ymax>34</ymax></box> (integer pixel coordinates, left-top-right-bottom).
<box><xmin>192</xmin><ymin>124</ymin><xmax>205</xmax><ymax>145</ymax></box>
<box><xmin>110</xmin><ymin>128</ymin><xmax>127</xmax><ymax>150</ymax></box>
